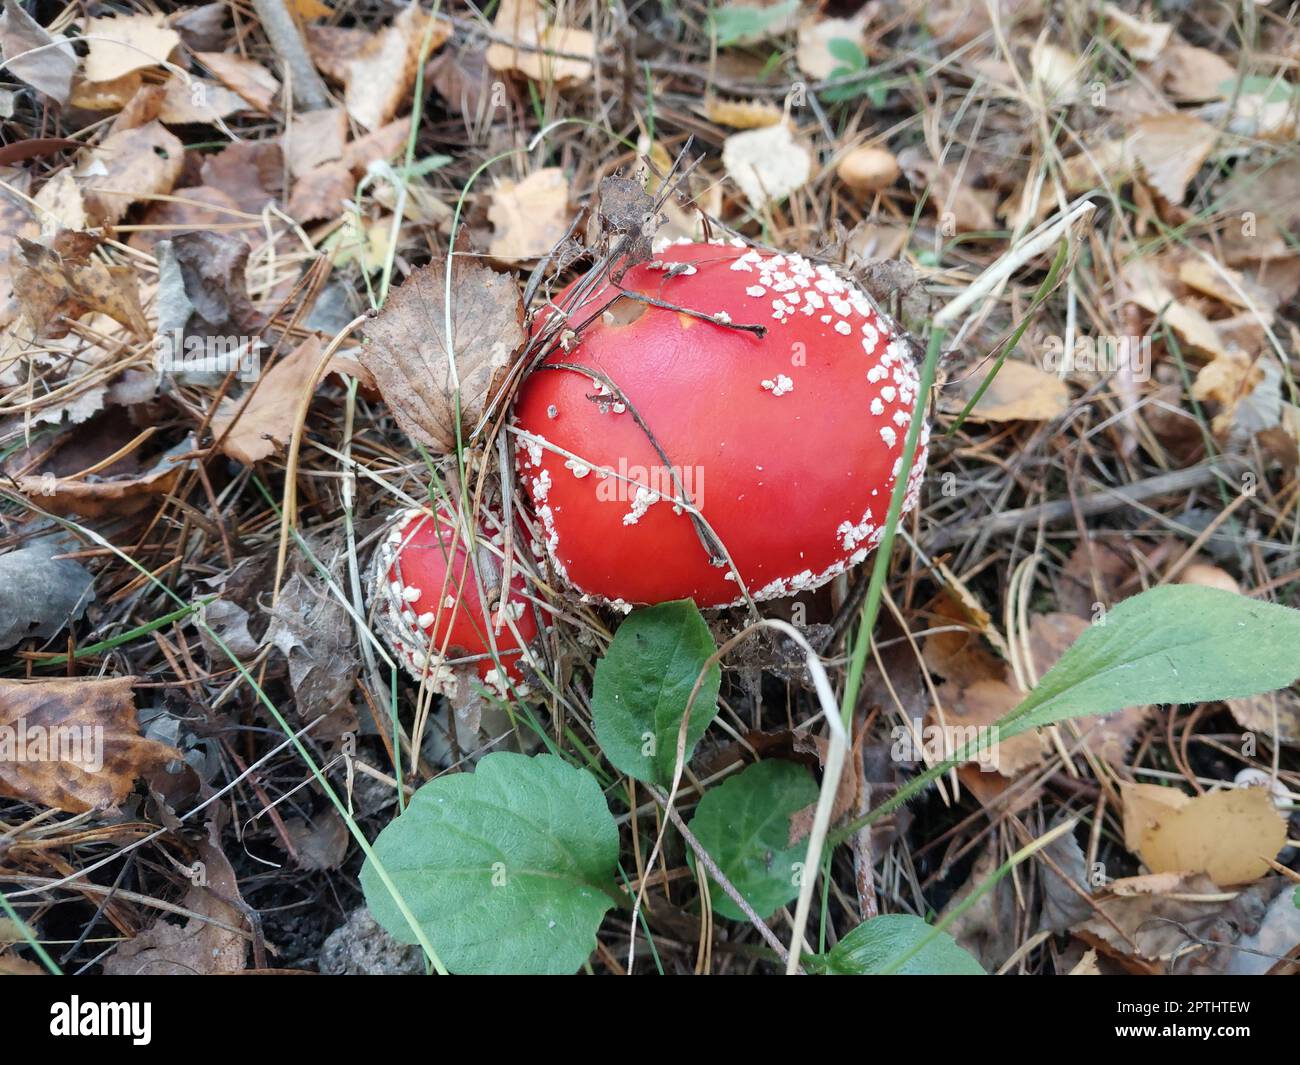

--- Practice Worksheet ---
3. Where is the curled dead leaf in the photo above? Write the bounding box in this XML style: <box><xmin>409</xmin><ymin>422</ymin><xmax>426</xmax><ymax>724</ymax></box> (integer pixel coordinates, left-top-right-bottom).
<box><xmin>359</xmin><ymin>259</ymin><xmax>525</xmax><ymax>454</ymax></box>
<box><xmin>12</xmin><ymin>231</ymin><xmax>148</xmax><ymax>339</ymax></box>
<box><xmin>0</xmin><ymin>676</ymin><xmax>180</xmax><ymax>813</ymax></box>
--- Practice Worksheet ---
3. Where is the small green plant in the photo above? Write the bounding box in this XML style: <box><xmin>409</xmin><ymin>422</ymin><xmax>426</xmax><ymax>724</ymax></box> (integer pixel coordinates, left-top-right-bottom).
<box><xmin>821</xmin><ymin>38</ymin><xmax>889</xmax><ymax>106</ymax></box>
<box><xmin>362</xmin><ymin>584</ymin><xmax>1300</xmax><ymax>974</ymax></box>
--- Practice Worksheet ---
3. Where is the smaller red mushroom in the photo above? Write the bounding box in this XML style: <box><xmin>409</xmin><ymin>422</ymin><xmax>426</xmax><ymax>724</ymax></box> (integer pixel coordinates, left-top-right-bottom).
<box><xmin>370</xmin><ymin>502</ymin><xmax>543</xmax><ymax>699</ymax></box>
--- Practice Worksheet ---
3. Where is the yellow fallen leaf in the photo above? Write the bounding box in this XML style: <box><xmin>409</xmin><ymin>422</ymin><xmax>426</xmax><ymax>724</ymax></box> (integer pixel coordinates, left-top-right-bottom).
<box><xmin>1120</xmin><ymin>257</ymin><xmax>1226</xmax><ymax>357</ymax></box>
<box><xmin>1121</xmin><ymin>783</ymin><xmax>1286</xmax><ymax>885</ymax></box>
<box><xmin>486</xmin><ymin>0</ymin><xmax>593</xmax><ymax>85</ymax></box>
<box><xmin>12</xmin><ymin>230</ymin><xmax>148</xmax><ymax>338</ymax></box>
<box><xmin>940</xmin><ymin>359</ymin><xmax>1069</xmax><ymax>423</ymax></box>
<box><xmin>703</xmin><ymin>97</ymin><xmax>782</xmax><ymax>129</ymax></box>
<box><xmin>82</xmin><ymin>13</ymin><xmax>180</xmax><ymax>83</ymax></box>
<box><xmin>488</xmin><ymin>167</ymin><xmax>571</xmax><ymax>262</ymax></box>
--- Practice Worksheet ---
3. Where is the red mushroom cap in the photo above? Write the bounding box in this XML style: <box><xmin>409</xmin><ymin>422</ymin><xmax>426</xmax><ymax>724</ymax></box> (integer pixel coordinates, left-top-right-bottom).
<box><xmin>512</xmin><ymin>238</ymin><xmax>929</xmax><ymax>608</ymax></box>
<box><xmin>371</xmin><ymin>503</ymin><xmax>542</xmax><ymax>697</ymax></box>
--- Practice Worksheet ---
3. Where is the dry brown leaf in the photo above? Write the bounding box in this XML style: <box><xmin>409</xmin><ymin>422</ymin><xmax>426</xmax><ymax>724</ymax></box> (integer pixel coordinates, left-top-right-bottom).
<box><xmin>1192</xmin><ymin>350</ymin><xmax>1282</xmax><ymax>442</ymax></box>
<box><xmin>287</xmin><ymin>161</ymin><xmax>353</xmax><ymax>223</ymax></box>
<box><xmin>14</xmin><ymin>439</ymin><xmax>193</xmax><ymax>519</ymax></box>
<box><xmin>795</xmin><ymin>14</ymin><xmax>867</xmax><ymax>80</ymax></box>
<box><xmin>82</xmin><ymin>12</ymin><xmax>180</xmax><ymax>83</ymax></box>
<box><xmin>285</xmin><ymin>106</ymin><xmax>348</xmax><ymax>177</ymax></box>
<box><xmin>0</xmin><ymin>676</ymin><xmax>180</xmax><ymax>813</ymax></box>
<box><xmin>159</xmin><ymin>76</ymin><xmax>249</xmax><ymax>124</ymax></box>
<box><xmin>1176</xmin><ymin>258</ymin><xmax>1272</xmax><ymax>313</ymax></box>
<box><xmin>1102</xmin><ymin>2</ymin><xmax>1172</xmax><ymax>62</ymax></box>
<box><xmin>722</xmin><ymin>122</ymin><xmax>812</xmax><ymax>209</ymax></box>
<box><xmin>1120</xmin><ymin>257</ymin><xmax>1225</xmax><ymax>357</ymax></box>
<box><xmin>81</xmin><ymin>120</ymin><xmax>184</xmax><ymax>226</ymax></box>
<box><xmin>304</xmin><ymin>24</ymin><xmax>370</xmax><ymax>83</ymax></box>
<box><xmin>1121</xmin><ymin>783</ymin><xmax>1286</xmax><ymax>884</ymax></box>
<box><xmin>1153</xmin><ymin>43</ymin><xmax>1235</xmax><ymax>101</ymax></box>
<box><xmin>32</xmin><ymin>168</ymin><xmax>86</xmax><ymax>231</ymax></box>
<box><xmin>486</xmin><ymin>0</ymin><xmax>594</xmax><ymax>85</ymax></box>
<box><xmin>342</xmin><ymin>118</ymin><xmax>411</xmax><ymax>176</ymax></box>
<box><xmin>68</xmin><ymin>71</ymin><xmax>142</xmax><ymax>111</ymax></box>
<box><xmin>199</xmin><ymin>140</ymin><xmax>284</xmax><ymax>215</ymax></box>
<box><xmin>933</xmin><ymin>676</ymin><xmax>1046</xmax><ymax>777</ymax></box>
<box><xmin>488</xmin><ymin>167</ymin><xmax>571</xmax><ymax>262</ymax></box>
<box><xmin>194</xmin><ymin>51</ymin><xmax>279</xmax><ymax>112</ymax></box>
<box><xmin>12</xmin><ymin>231</ymin><xmax>148</xmax><ymax>338</ymax></box>
<box><xmin>1127</xmin><ymin>114</ymin><xmax>1218</xmax><ymax>205</ymax></box>
<box><xmin>898</xmin><ymin>148</ymin><xmax>997</xmax><ymax>233</ymax></box>
<box><xmin>290</xmin><ymin>0</ymin><xmax>333</xmax><ymax>19</ymax></box>
<box><xmin>702</xmin><ymin>97</ymin><xmax>782</xmax><ymax>129</ymax></box>
<box><xmin>343</xmin><ymin>5</ymin><xmax>451</xmax><ymax>130</ymax></box>
<box><xmin>1227</xmin><ymin>685</ymin><xmax>1300</xmax><ymax>748</ymax></box>
<box><xmin>359</xmin><ymin>259</ymin><xmax>525</xmax><ymax>454</ymax></box>
<box><xmin>212</xmin><ymin>338</ymin><xmax>325</xmax><ymax>465</ymax></box>
<box><xmin>104</xmin><ymin>839</ymin><xmax>248</xmax><ymax>975</ymax></box>
<box><xmin>940</xmin><ymin>359</ymin><xmax>1069</xmax><ymax>422</ymax></box>
<box><xmin>128</xmin><ymin>185</ymin><xmax>244</xmax><ymax>253</ymax></box>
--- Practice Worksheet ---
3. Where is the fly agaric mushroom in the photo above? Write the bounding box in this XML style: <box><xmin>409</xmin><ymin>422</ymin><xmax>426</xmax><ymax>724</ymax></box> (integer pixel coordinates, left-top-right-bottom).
<box><xmin>512</xmin><ymin>238</ymin><xmax>929</xmax><ymax>608</ymax></box>
<box><xmin>371</xmin><ymin>503</ymin><xmax>542</xmax><ymax>698</ymax></box>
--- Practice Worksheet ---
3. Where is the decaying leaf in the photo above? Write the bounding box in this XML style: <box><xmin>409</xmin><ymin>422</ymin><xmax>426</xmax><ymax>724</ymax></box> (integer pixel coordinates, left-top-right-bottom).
<box><xmin>104</xmin><ymin>839</ymin><xmax>248</xmax><ymax>975</ymax></box>
<box><xmin>1127</xmin><ymin>114</ymin><xmax>1218</xmax><ymax>205</ymax></box>
<box><xmin>14</xmin><ymin>436</ymin><xmax>195</xmax><ymax>519</ymax></box>
<box><xmin>1101</xmin><ymin>2</ymin><xmax>1172</xmax><ymax>62</ymax></box>
<box><xmin>193</xmin><ymin>51</ymin><xmax>279</xmax><ymax>112</ymax></box>
<box><xmin>1226</xmin><ymin>685</ymin><xmax>1300</xmax><ymax>748</ymax></box>
<box><xmin>0</xmin><ymin>0</ymin><xmax>75</xmax><ymax>105</ymax></box>
<box><xmin>359</xmin><ymin>258</ymin><xmax>525</xmax><ymax>453</ymax></box>
<box><xmin>81</xmin><ymin>119</ymin><xmax>185</xmax><ymax>225</ymax></box>
<box><xmin>488</xmin><ymin>167</ymin><xmax>571</xmax><ymax>262</ymax></box>
<box><xmin>940</xmin><ymin>359</ymin><xmax>1069</xmax><ymax>423</ymax></box>
<box><xmin>1121</xmin><ymin>783</ymin><xmax>1286</xmax><ymax>885</ymax></box>
<box><xmin>212</xmin><ymin>338</ymin><xmax>329</xmax><ymax>464</ymax></box>
<box><xmin>285</xmin><ymin>106</ymin><xmax>349</xmax><ymax>177</ymax></box>
<box><xmin>0</xmin><ymin>536</ymin><xmax>95</xmax><ymax>650</ymax></box>
<box><xmin>82</xmin><ymin>12</ymin><xmax>180</xmax><ymax>83</ymax></box>
<box><xmin>722</xmin><ymin>122</ymin><xmax>812</xmax><ymax>210</ymax></box>
<box><xmin>486</xmin><ymin>0</ymin><xmax>594</xmax><ymax>85</ymax></box>
<box><xmin>340</xmin><ymin>5</ymin><xmax>451</xmax><ymax>129</ymax></box>
<box><xmin>12</xmin><ymin>231</ymin><xmax>149</xmax><ymax>339</ymax></box>
<box><xmin>265</xmin><ymin>561</ymin><xmax>360</xmax><ymax>734</ymax></box>
<box><xmin>897</xmin><ymin>147</ymin><xmax>997</xmax><ymax>233</ymax></box>
<box><xmin>0</xmin><ymin>676</ymin><xmax>180</xmax><ymax>813</ymax></box>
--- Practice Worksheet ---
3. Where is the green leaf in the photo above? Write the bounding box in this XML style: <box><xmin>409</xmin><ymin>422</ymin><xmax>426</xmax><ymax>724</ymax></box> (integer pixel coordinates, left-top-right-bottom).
<box><xmin>1002</xmin><ymin>586</ymin><xmax>1300</xmax><ymax>742</ymax></box>
<box><xmin>687</xmin><ymin>760</ymin><xmax>817</xmax><ymax>920</ymax></box>
<box><xmin>811</xmin><ymin>915</ymin><xmax>985</xmax><ymax>975</ymax></box>
<box><xmin>360</xmin><ymin>752</ymin><xmax>619</xmax><ymax>975</ymax></box>
<box><xmin>826</xmin><ymin>37</ymin><xmax>866</xmax><ymax>69</ymax></box>
<box><xmin>1294</xmin><ymin>885</ymin><xmax>1300</xmax><ymax>910</ymax></box>
<box><xmin>709</xmin><ymin>0</ymin><xmax>799</xmax><ymax>47</ymax></box>
<box><xmin>591</xmin><ymin>600</ymin><xmax>721</xmax><ymax>786</ymax></box>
